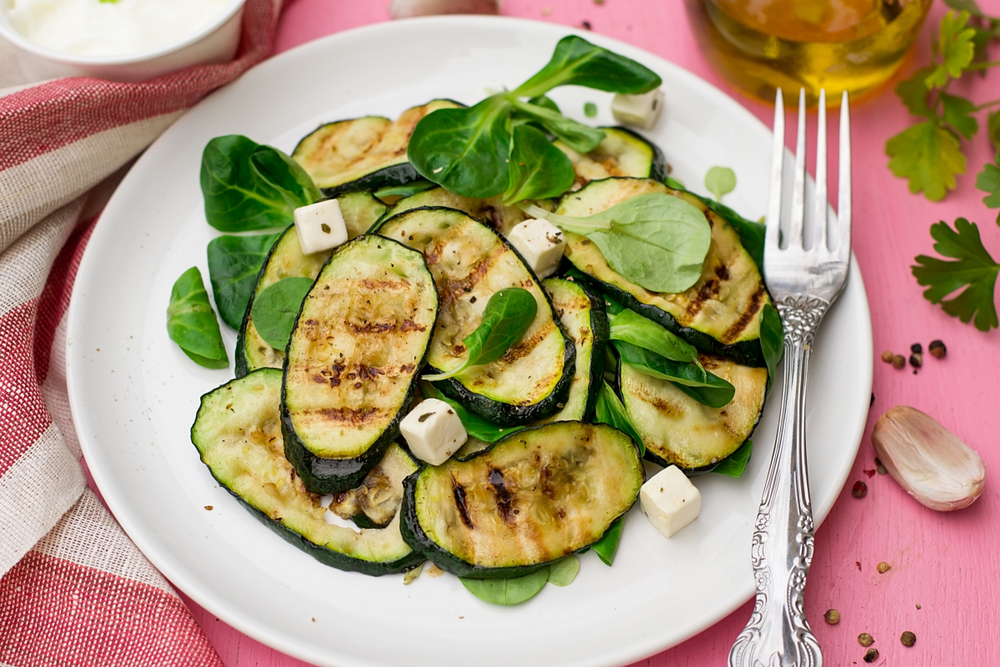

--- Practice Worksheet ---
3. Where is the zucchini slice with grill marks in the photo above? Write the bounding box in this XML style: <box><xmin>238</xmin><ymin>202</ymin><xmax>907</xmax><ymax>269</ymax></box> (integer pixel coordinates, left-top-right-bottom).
<box><xmin>558</xmin><ymin>177</ymin><xmax>770</xmax><ymax>367</ymax></box>
<box><xmin>282</xmin><ymin>235</ymin><xmax>438</xmax><ymax>493</ymax></box>
<box><xmin>376</xmin><ymin>207</ymin><xmax>574</xmax><ymax>426</ymax></box>
<box><xmin>293</xmin><ymin>100</ymin><xmax>463</xmax><ymax>198</ymax></box>
<box><xmin>555</xmin><ymin>126</ymin><xmax>667</xmax><ymax>189</ymax></box>
<box><xmin>619</xmin><ymin>354</ymin><xmax>767</xmax><ymax>469</ymax></box>
<box><xmin>326</xmin><ymin>443</ymin><xmax>418</xmax><ymax>528</ymax></box>
<box><xmin>379</xmin><ymin>188</ymin><xmax>530</xmax><ymax>239</ymax></box>
<box><xmin>236</xmin><ymin>191</ymin><xmax>387</xmax><ymax>377</ymax></box>
<box><xmin>401</xmin><ymin>421</ymin><xmax>643</xmax><ymax>579</ymax></box>
<box><xmin>538</xmin><ymin>278</ymin><xmax>608</xmax><ymax>423</ymax></box>
<box><xmin>191</xmin><ymin>368</ymin><xmax>422</xmax><ymax>575</ymax></box>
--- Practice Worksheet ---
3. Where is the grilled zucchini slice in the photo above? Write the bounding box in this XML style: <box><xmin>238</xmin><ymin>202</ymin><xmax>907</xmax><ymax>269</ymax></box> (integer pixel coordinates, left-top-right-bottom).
<box><xmin>555</xmin><ymin>126</ymin><xmax>667</xmax><ymax>189</ymax></box>
<box><xmin>379</xmin><ymin>188</ymin><xmax>529</xmax><ymax>239</ymax></box>
<box><xmin>538</xmin><ymin>278</ymin><xmax>608</xmax><ymax>423</ymax></box>
<box><xmin>191</xmin><ymin>369</ymin><xmax>422</xmax><ymax>575</ymax></box>
<box><xmin>293</xmin><ymin>100</ymin><xmax>462</xmax><ymax>198</ymax></box>
<box><xmin>282</xmin><ymin>235</ymin><xmax>438</xmax><ymax>493</ymax></box>
<box><xmin>401</xmin><ymin>421</ymin><xmax>643</xmax><ymax>578</ymax></box>
<box><xmin>620</xmin><ymin>355</ymin><xmax>767</xmax><ymax>469</ymax></box>
<box><xmin>558</xmin><ymin>177</ymin><xmax>770</xmax><ymax>366</ymax></box>
<box><xmin>377</xmin><ymin>207</ymin><xmax>574</xmax><ymax>426</ymax></box>
<box><xmin>326</xmin><ymin>443</ymin><xmax>418</xmax><ymax>528</ymax></box>
<box><xmin>235</xmin><ymin>191</ymin><xmax>387</xmax><ymax>377</ymax></box>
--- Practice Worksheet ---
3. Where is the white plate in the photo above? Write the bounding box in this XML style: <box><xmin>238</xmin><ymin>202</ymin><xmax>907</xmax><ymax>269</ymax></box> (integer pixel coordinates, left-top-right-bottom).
<box><xmin>67</xmin><ymin>16</ymin><xmax>873</xmax><ymax>667</ymax></box>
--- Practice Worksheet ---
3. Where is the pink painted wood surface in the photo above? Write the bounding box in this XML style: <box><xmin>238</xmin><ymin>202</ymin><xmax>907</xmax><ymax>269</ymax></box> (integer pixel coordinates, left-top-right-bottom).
<box><xmin>179</xmin><ymin>1</ymin><xmax>1000</xmax><ymax>665</ymax></box>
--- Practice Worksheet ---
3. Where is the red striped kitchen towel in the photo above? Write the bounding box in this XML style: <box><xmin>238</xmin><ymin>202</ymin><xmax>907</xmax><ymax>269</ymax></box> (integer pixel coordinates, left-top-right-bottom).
<box><xmin>0</xmin><ymin>0</ymin><xmax>279</xmax><ymax>662</ymax></box>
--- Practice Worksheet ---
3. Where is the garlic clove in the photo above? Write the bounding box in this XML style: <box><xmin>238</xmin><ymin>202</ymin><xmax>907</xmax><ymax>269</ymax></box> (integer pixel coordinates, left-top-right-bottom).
<box><xmin>388</xmin><ymin>0</ymin><xmax>499</xmax><ymax>19</ymax></box>
<box><xmin>872</xmin><ymin>406</ymin><xmax>985</xmax><ymax>511</ymax></box>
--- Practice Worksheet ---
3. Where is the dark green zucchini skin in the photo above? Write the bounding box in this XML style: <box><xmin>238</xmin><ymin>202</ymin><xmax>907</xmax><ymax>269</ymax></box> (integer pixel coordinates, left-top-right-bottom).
<box><xmin>234</xmin><ymin>229</ymin><xmax>286</xmax><ymax>378</ymax></box>
<box><xmin>571</xmin><ymin>277</ymin><xmax>610</xmax><ymax>419</ymax></box>
<box><xmin>608</xmin><ymin>126</ymin><xmax>667</xmax><ymax>182</ymax></box>
<box><xmin>320</xmin><ymin>163</ymin><xmax>420</xmax><ymax>199</ymax></box>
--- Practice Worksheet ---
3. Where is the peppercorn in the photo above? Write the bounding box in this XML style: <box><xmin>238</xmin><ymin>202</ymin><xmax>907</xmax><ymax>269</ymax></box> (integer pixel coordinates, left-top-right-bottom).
<box><xmin>892</xmin><ymin>354</ymin><xmax>906</xmax><ymax>369</ymax></box>
<box><xmin>852</xmin><ymin>481</ymin><xmax>868</xmax><ymax>498</ymax></box>
<box><xmin>863</xmin><ymin>648</ymin><xmax>879</xmax><ymax>662</ymax></box>
<box><xmin>909</xmin><ymin>353</ymin><xmax>922</xmax><ymax>369</ymax></box>
<box><xmin>901</xmin><ymin>631</ymin><xmax>916</xmax><ymax>647</ymax></box>
<box><xmin>881</xmin><ymin>350</ymin><xmax>894</xmax><ymax>363</ymax></box>
<box><xmin>877</xmin><ymin>561</ymin><xmax>890</xmax><ymax>573</ymax></box>
<box><xmin>858</xmin><ymin>633</ymin><xmax>874</xmax><ymax>647</ymax></box>
<box><xmin>929</xmin><ymin>339</ymin><xmax>946</xmax><ymax>359</ymax></box>
<box><xmin>874</xmin><ymin>457</ymin><xmax>887</xmax><ymax>475</ymax></box>
<box><xmin>910</xmin><ymin>343</ymin><xmax>922</xmax><ymax>354</ymax></box>
<box><xmin>823</xmin><ymin>609</ymin><xmax>840</xmax><ymax>625</ymax></box>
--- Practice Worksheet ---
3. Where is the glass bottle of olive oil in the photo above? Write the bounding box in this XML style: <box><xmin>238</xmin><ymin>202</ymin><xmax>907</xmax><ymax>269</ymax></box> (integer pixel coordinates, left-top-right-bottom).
<box><xmin>685</xmin><ymin>0</ymin><xmax>932</xmax><ymax>107</ymax></box>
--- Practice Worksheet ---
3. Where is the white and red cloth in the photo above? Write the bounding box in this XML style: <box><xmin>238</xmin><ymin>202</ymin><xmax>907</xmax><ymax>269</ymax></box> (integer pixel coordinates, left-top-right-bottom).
<box><xmin>0</xmin><ymin>1</ymin><xmax>279</xmax><ymax>662</ymax></box>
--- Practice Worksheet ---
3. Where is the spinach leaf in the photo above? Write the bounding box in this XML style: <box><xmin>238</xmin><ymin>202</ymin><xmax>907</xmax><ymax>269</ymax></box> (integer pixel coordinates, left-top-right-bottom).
<box><xmin>513</xmin><ymin>35</ymin><xmax>661</xmax><ymax>99</ymax></box>
<box><xmin>615</xmin><ymin>341</ymin><xmax>735</xmax><ymax>408</ymax></box>
<box><xmin>666</xmin><ymin>180</ymin><xmax>766</xmax><ymax>272</ymax></box>
<box><xmin>509</xmin><ymin>98</ymin><xmax>606</xmax><ymax>153</ymax></box>
<box><xmin>206</xmin><ymin>232</ymin><xmax>281</xmax><ymax>329</ymax></box>
<box><xmin>425</xmin><ymin>287</ymin><xmax>537</xmax><ymax>380</ymax></box>
<box><xmin>374</xmin><ymin>179</ymin><xmax>436</xmax><ymax>200</ymax></box>
<box><xmin>592</xmin><ymin>517</ymin><xmax>623</xmax><ymax>566</ymax></box>
<box><xmin>201</xmin><ymin>136</ymin><xmax>317</xmax><ymax>232</ymax></box>
<box><xmin>526</xmin><ymin>193</ymin><xmax>712</xmax><ymax>293</ymax></box>
<box><xmin>250</xmin><ymin>277</ymin><xmax>314</xmax><ymax>350</ymax></box>
<box><xmin>420</xmin><ymin>382</ymin><xmax>523</xmax><ymax>443</ymax></box>
<box><xmin>704</xmin><ymin>166</ymin><xmax>736</xmax><ymax>201</ymax></box>
<box><xmin>759</xmin><ymin>303</ymin><xmax>785</xmax><ymax>397</ymax></box>
<box><xmin>528</xmin><ymin>95</ymin><xmax>561</xmax><ymax>114</ymax></box>
<box><xmin>547</xmin><ymin>556</ymin><xmax>580</xmax><ymax>586</ymax></box>
<box><xmin>583</xmin><ymin>102</ymin><xmax>598</xmax><ymax>118</ymax></box>
<box><xmin>594</xmin><ymin>380</ymin><xmax>645</xmax><ymax>455</ymax></box>
<box><xmin>166</xmin><ymin>267</ymin><xmax>228</xmax><ymax>369</ymax></box>
<box><xmin>460</xmin><ymin>568</ymin><xmax>550</xmax><ymax>605</ymax></box>
<box><xmin>407</xmin><ymin>97</ymin><xmax>512</xmax><ymax>199</ymax></box>
<box><xmin>607</xmin><ymin>308</ymin><xmax>698</xmax><ymax>363</ymax></box>
<box><xmin>712</xmin><ymin>440</ymin><xmax>753</xmax><ymax>478</ymax></box>
<box><xmin>503</xmin><ymin>124</ymin><xmax>576</xmax><ymax>204</ymax></box>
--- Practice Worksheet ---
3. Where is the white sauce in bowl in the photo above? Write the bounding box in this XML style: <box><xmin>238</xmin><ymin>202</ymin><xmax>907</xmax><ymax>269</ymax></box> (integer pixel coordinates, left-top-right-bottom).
<box><xmin>7</xmin><ymin>0</ymin><xmax>234</xmax><ymax>57</ymax></box>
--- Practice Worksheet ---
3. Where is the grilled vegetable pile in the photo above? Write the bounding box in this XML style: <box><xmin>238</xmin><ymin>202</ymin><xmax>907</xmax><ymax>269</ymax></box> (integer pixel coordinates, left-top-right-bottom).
<box><xmin>176</xmin><ymin>35</ymin><xmax>784</xmax><ymax>606</ymax></box>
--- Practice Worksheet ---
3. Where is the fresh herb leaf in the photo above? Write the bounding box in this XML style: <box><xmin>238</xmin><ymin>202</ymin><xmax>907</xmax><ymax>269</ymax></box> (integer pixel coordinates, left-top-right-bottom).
<box><xmin>592</xmin><ymin>517</ymin><xmax>623</xmax><ymax>566</ymax></box>
<box><xmin>895</xmin><ymin>67</ymin><xmax>936</xmax><ymax>119</ymax></box>
<box><xmin>374</xmin><ymin>179</ymin><xmax>435</xmax><ymax>199</ymax></box>
<box><xmin>424</xmin><ymin>287</ymin><xmax>538</xmax><ymax>380</ymax></box>
<box><xmin>525</xmin><ymin>193</ymin><xmax>711</xmax><ymax>293</ymax></box>
<box><xmin>912</xmin><ymin>218</ymin><xmax>999</xmax><ymax>331</ymax></box>
<box><xmin>201</xmin><ymin>136</ymin><xmax>317</xmax><ymax>232</ymax></box>
<box><xmin>166</xmin><ymin>267</ymin><xmax>228</xmax><ymax>369</ymax></box>
<box><xmin>925</xmin><ymin>11</ymin><xmax>976</xmax><ymax>88</ymax></box>
<box><xmin>712</xmin><ymin>440</ymin><xmax>753</xmax><ymax>478</ymax></box>
<box><xmin>942</xmin><ymin>0</ymin><xmax>985</xmax><ymax>18</ymax></box>
<box><xmin>759</xmin><ymin>303</ymin><xmax>784</xmax><ymax>398</ymax></box>
<box><xmin>940</xmin><ymin>92</ymin><xmax>979</xmax><ymax>139</ymax></box>
<box><xmin>512</xmin><ymin>35</ymin><xmax>661</xmax><ymax>99</ymax></box>
<box><xmin>460</xmin><ymin>568</ymin><xmax>550</xmax><ymax>605</ymax></box>
<box><xmin>547</xmin><ymin>556</ymin><xmax>580</xmax><ymax>586</ymax></box>
<box><xmin>251</xmin><ymin>277</ymin><xmax>314</xmax><ymax>350</ymax></box>
<box><xmin>206</xmin><ymin>232</ymin><xmax>281</xmax><ymax>329</ymax></box>
<box><xmin>594</xmin><ymin>380</ymin><xmax>644</xmax><ymax>455</ymax></box>
<box><xmin>584</xmin><ymin>102</ymin><xmax>598</xmax><ymax>118</ymax></box>
<box><xmin>886</xmin><ymin>121</ymin><xmax>966</xmax><ymax>201</ymax></box>
<box><xmin>988</xmin><ymin>109</ymin><xmax>1000</xmax><ymax>151</ymax></box>
<box><xmin>509</xmin><ymin>98</ymin><xmax>606</xmax><ymax>153</ymax></box>
<box><xmin>407</xmin><ymin>96</ymin><xmax>512</xmax><ymax>199</ymax></box>
<box><xmin>615</xmin><ymin>341</ymin><xmax>735</xmax><ymax>408</ymax></box>
<box><xmin>420</xmin><ymin>382</ymin><xmax>523</xmax><ymax>443</ymax></box>
<box><xmin>528</xmin><ymin>95</ymin><xmax>561</xmax><ymax>114</ymax></box>
<box><xmin>503</xmin><ymin>124</ymin><xmax>576</xmax><ymax>204</ymax></box>
<box><xmin>607</xmin><ymin>308</ymin><xmax>698</xmax><ymax>363</ymax></box>
<box><xmin>977</xmin><ymin>160</ymin><xmax>1000</xmax><ymax>212</ymax></box>
<box><xmin>705</xmin><ymin>166</ymin><xmax>736</xmax><ymax>201</ymax></box>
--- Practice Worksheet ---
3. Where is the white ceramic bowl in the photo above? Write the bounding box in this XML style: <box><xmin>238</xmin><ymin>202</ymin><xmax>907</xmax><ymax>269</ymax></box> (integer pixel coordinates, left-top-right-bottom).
<box><xmin>0</xmin><ymin>0</ymin><xmax>245</xmax><ymax>83</ymax></box>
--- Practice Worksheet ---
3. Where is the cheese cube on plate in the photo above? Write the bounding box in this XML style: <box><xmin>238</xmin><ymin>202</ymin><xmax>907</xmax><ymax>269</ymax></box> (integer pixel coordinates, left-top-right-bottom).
<box><xmin>611</xmin><ymin>88</ymin><xmax>664</xmax><ymax>131</ymax></box>
<box><xmin>399</xmin><ymin>398</ymin><xmax>468</xmax><ymax>466</ymax></box>
<box><xmin>294</xmin><ymin>199</ymin><xmax>348</xmax><ymax>255</ymax></box>
<box><xmin>640</xmin><ymin>465</ymin><xmax>701</xmax><ymax>538</ymax></box>
<box><xmin>507</xmin><ymin>218</ymin><xmax>565</xmax><ymax>279</ymax></box>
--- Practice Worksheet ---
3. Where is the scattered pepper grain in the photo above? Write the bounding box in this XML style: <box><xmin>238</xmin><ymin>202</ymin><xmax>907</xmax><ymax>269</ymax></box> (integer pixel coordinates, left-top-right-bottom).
<box><xmin>852</xmin><ymin>480</ymin><xmax>868</xmax><ymax>498</ymax></box>
<box><xmin>910</xmin><ymin>343</ymin><xmax>922</xmax><ymax>355</ymax></box>
<box><xmin>875</xmin><ymin>457</ymin><xmax>887</xmax><ymax>475</ymax></box>
<box><xmin>863</xmin><ymin>648</ymin><xmax>879</xmax><ymax>662</ymax></box>
<box><xmin>901</xmin><ymin>631</ymin><xmax>916</xmax><ymax>647</ymax></box>
<box><xmin>582</xmin><ymin>19</ymin><xmax>592</xmax><ymax>29</ymax></box>
<box><xmin>892</xmin><ymin>354</ymin><xmax>906</xmax><ymax>369</ymax></box>
<box><xmin>858</xmin><ymin>633</ymin><xmax>874</xmax><ymax>647</ymax></box>
<box><xmin>909</xmin><ymin>353</ymin><xmax>922</xmax><ymax>369</ymax></box>
<box><xmin>929</xmin><ymin>339</ymin><xmax>946</xmax><ymax>358</ymax></box>
<box><xmin>916</xmin><ymin>603</ymin><xmax>922</xmax><ymax>609</ymax></box>
<box><xmin>204</xmin><ymin>506</ymin><xmax>213</xmax><ymax>511</ymax></box>
<box><xmin>881</xmin><ymin>350</ymin><xmax>895</xmax><ymax>363</ymax></box>
<box><xmin>823</xmin><ymin>609</ymin><xmax>840</xmax><ymax>625</ymax></box>
<box><xmin>877</xmin><ymin>561</ymin><xmax>891</xmax><ymax>573</ymax></box>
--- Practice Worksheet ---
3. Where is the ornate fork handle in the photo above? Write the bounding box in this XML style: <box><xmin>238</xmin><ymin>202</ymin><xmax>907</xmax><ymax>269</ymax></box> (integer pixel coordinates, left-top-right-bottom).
<box><xmin>728</xmin><ymin>295</ymin><xmax>829</xmax><ymax>667</ymax></box>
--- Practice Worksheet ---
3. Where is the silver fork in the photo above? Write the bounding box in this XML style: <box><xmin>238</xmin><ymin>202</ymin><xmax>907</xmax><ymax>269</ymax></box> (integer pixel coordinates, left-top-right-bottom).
<box><xmin>728</xmin><ymin>88</ymin><xmax>851</xmax><ymax>667</ymax></box>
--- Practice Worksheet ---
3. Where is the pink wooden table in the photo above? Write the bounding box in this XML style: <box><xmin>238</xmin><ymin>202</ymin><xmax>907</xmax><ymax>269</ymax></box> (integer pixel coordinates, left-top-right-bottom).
<box><xmin>177</xmin><ymin>1</ymin><xmax>1000</xmax><ymax>664</ymax></box>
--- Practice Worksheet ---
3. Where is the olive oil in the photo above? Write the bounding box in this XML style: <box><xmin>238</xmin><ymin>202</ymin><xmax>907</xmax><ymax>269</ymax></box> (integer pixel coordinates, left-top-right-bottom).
<box><xmin>686</xmin><ymin>0</ymin><xmax>932</xmax><ymax>107</ymax></box>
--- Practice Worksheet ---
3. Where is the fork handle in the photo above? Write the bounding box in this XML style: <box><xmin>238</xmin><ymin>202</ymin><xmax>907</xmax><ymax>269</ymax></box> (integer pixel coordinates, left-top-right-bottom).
<box><xmin>729</xmin><ymin>295</ymin><xmax>829</xmax><ymax>667</ymax></box>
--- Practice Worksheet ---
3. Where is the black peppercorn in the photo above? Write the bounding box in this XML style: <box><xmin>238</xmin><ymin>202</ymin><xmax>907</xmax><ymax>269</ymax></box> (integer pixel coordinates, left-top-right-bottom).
<box><xmin>929</xmin><ymin>339</ymin><xmax>946</xmax><ymax>358</ymax></box>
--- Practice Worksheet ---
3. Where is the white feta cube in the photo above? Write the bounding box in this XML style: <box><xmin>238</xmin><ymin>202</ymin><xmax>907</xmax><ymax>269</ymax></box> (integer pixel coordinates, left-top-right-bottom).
<box><xmin>399</xmin><ymin>398</ymin><xmax>467</xmax><ymax>466</ymax></box>
<box><xmin>507</xmin><ymin>218</ymin><xmax>566</xmax><ymax>279</ymax></box>
<box><xmin>293</xmin><ymin>198</ymin><xmax>348</xmax><ymax>255</ymax></box>
<box><xmin>611</xmin><ymin>88</ymin><xmax>664</xmax><ymax>131</ymax></box>
<box><xmin>639</xmin><ymin>465</ymin><xmax>701</xmax><ymax>538</ymax></box>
